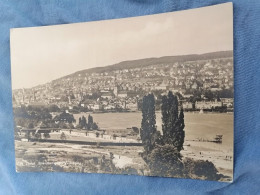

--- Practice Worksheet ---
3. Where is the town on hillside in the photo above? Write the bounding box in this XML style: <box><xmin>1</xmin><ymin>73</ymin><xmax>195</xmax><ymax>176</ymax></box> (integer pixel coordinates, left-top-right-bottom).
<box><xmin>12</xmin><ymin>56</ymin><xmax>234</xmax><ymax>113</ymax></box>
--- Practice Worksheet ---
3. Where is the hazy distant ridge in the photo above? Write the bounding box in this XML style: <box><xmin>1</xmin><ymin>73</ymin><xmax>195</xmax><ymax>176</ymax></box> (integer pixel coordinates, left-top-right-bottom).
<box><xmin>57</xmin><ymin>50</ymin><xmax>233</xmax><ymax>80</ymax></box>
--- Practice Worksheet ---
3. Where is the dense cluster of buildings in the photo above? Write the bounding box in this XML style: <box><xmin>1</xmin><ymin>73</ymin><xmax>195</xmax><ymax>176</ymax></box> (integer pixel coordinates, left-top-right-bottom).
<box><xmin>12</xmin><ymin>57</ymin><xmax>233</xmax><ymax>112</ymax></box>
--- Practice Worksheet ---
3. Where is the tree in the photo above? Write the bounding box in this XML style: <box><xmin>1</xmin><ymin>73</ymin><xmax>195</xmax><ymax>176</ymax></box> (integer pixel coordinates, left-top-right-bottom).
<box><xmin>161</xmin><ymin>91</ymin><xmax>185</xmax><ymax>152</ymax></box>
<box><xmin>204</xmin><ymin>90</ymin><xmax>214</xmax><ymax>101</ymax></box>
<box><xmin>161</xmin><ymin>91</ymin><xmax>178</xmax><ymax>140</ymax></box>
<box><xmin>34</xmin><ymin>132</ymin><xmax>41</xmax><ymax>140</ymax></box>
<box><xmin>81</xmin><ymin>116</ymin><xmax>87</xmax><ymax>128</ymax></box>
<box><xmin>183</xmin><ymin>158</ymin><xmax>221</xmax><ymax>181</ymax></box>
<box><xmin>28</xmin><ymin>122</ymin><xmax>34</xmax><ymax>129</ymax></box>
<box><xmin>79</xmin><ymin>117</ymin><xmax>82</xmax><ymax>126</ymax></box>
<box><xmin>92</xmin><ymin>122</ymin><xmax>98</xmax><ymax>130</ymax></box>
<box><xmin>146</xmin><ymin>145</ymin><xmax>183</xmax><ymax>177</ymax></box>
<box><xmin>43</xmin><ymin>132</ymin><xmax>50</xmax><ymax>139</ymax></box>
<box><xmin>175</xmin><ymin>108</ymin><xmax>185</xmax><ymax>151</ymax></box>
<box><xmin>88</xmin><ymin>114</ymin><xmax>93</xmax><ymax>129</ymax></box>
<box><xmin>54</xmin><ymin>112</ymin><xmax>76</xmax><ymax>123</ymax></box>
<box><xmin>60</xmin><ymin>132</ymin><xmax>66</xmax><ymax>140</ymax></box>
<box><xmin>140</xmin><ymin>93</ymin><xmax>157</xmax><ymax>153</ymax></box>
<box><xmin>48</xmin><ymin>105</ymin><xmax>60</xmax><ymax>112</ymax></box>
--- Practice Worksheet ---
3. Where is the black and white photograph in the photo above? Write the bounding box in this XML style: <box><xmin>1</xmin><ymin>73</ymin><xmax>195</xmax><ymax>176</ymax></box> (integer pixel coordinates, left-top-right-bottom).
<box><xmin>11</xmin><ymin>3</ymin><xmax>233</xmax><ymax>182</ymax></box>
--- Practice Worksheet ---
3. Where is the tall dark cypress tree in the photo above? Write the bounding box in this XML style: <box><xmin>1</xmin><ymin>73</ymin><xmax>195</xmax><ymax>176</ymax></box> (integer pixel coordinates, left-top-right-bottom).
<box><xmin>79</xmin><ymin>117</ymin><xmax>82</xmax><ymax>126</ymax></box>
<box><xmin>81</xmin><ymin>116</ymin><xmax>87</xmax><ymax>129</ymax></box>
<box><xmin>87</xmin><ymin>114</ymin><xmax>93</xmax><ymax>129</ymax></box>
<box><xmin>175</xmin><ymin>108</ymin><xmax>185</xmax><ymax>151</ymax></box>
<box><xmin>161</xmin><ymin>91</ymin><xmax>185</xmax><ymax>152</ymax></box>
<box><xmin>141</xmin><ymin>93</ymin><xmax>157</xmax><ymax>153</ymax></box>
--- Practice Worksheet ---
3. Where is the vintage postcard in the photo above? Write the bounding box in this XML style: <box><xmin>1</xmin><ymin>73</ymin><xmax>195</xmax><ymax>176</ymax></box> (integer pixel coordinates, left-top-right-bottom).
<box><xmin>11</xmin><ymin>3</ymin><xmax>233</xmax><ymax>181</ymax></box>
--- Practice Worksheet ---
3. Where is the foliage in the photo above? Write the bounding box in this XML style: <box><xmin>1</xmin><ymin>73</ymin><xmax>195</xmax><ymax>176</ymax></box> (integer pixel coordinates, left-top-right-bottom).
<box><xmin>161</xmin><ymin>91</ymin><xmax>185</xmax><ymax>152</ymax></box>
<box><xmin>48</xmin><ymin>105</ymin><xmax>60</xmax><ymax>112</ymax></box>
<box><xmin>183</xmin><ymin>158</ymin><xmax>221</xmax><ymax>181</ymax></box>
<box><xmin>140</xmin><ymin>93</ymin><xmax>157</xmax><ymax>153</ymax></box>
<box><xmin>140</xmin><ymin>92</ymin><xmax>222</xmax><ymax>180</ymax></box>
<box><xmin>43</xmin><ymin>133</ymin><xmax>50</xmax><ymax>139</ymax></box>
<box><xmin>28</xmin><ymin>122</ymin><xmax>34</xmax><ymax>129</ymax></box>
<box><xmin>13</xmin><ymin>106</ymin><xmax>59</xmax><ymax>130</ymax></box>
<box><xmin>60</xmin><ymin>132</ymin><xmax>66</xmax><ymax>140</ymax></box>
<box><xmin>78</xmin><ymin>114</ymin><xmax>99</xmax><ymax>130</ymax></box>
<box><xmin>218</xmin><ymin>89</ymin><xmax>234</xmax><ymax>98</ymax></box>
<box><xmin>92</xmin><ymin>122</ymin><xmax>98</xmax><ymax>130</ymax></box>
<box><xmin>79</xmin><ymin>116</ymin><xmax>87</xmax><ymax>128</ymax></box>
<box><xmin>132</xmin><ymin>127</ymin><xmax>139</xmax><ymax>133</ymax></box>
<box><xmin>146</xmin><ymin>145</ymin><xmax>183</xmax><ymax>177</ymax></box>
<box><xmin>88</xmin><ymin>114</ymin><xmax>93</xmax><ymax>128</ymax></box>
<box><xmin>34</xmin><ymin>132</ymin><xmax>41</xmax><ymax>140</ymax></box>
<box><xmin>14</xmin><ymin>106</ymin><xmax>52</xmax><ymax>126</ymax></box>
<box><xmin>54</xmin><ymin>112</ymin><xmax>75</xmax><ymax>123</ymax></box>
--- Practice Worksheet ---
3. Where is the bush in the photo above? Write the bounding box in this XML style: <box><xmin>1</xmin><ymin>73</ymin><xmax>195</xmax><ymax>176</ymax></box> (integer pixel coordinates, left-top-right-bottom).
<box><xmin>34</xmin><ymin>133</ymin><xmax>42</xmax><ymax>140</ymax></box>
<box><xmin>92</xmin><ymin>122</ymin><xmax>99</xmax><ymax>130</ymax></box>
<box><xmin>145</xmin><ymin>144</ymin><xmax>184</xmax><ymax>177</ymax></box>
<box><xmin>183</xmin><ymin>158</ymin><xmax>221</xmax><ymax>181</ymax></box>
<box><xmin>43</xmin><ymin>133</ymin><xmax>50</xmax><ymax>139</ymax></box>
<box><xmin>60</xmin><ymin>132</ymin><xmax>66</xmax><ymax>140</ymax></box>
<box><xmin>28</xmin><ymin>123</ymin><xmax>34</xmax><ymax>129</ymax></box>
<box><xmin>144</xmin><ymin>145</ymin><xmax>222</xmax><ymax>180</ymax></box>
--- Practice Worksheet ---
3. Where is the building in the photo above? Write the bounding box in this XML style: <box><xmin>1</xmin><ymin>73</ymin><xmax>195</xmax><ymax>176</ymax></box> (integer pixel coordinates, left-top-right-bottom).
<box><xmin>220</xmin><ymin>98</ymin><xmax>234</xmax><ymax>107</ymax></box>
<box><xmin>125</xmin><ymin>102</ymin><xmax>138</xmax><ymax>111</ymax></box>
<box><xmin>104</xmin><ymin>105</ymin><xmax>115</xmax><ymax>110</ymax></box>
<box><xmin>182</xmin><ymin>102</ymin><xmax>193</xmax><ymax>109</ymax></box>
<box><xmin>101</xmin><ymin>92</ymin><xmax>114</xmax><ymax>99</ymax></box>
<box><xmin>118</xmin><ymin>91</ymin><xmax>128</xmax><ymax>98</ymax></box>
<box><xmin>154</xmin><ymin>82</ymin><xmax>169</xmax><ymax>90</ymax></box>
<box><xmin>92</xmin><ymin>104</ymin><xmax>103</xmax><ymax>111</ymax></box>
<box><xmin>210</xmin><ymin>87</ymin><xmax>221</xmax><ymax>92</ymax></box>
<box><xmin>195</xmin><ymin>100</ymin><xmax>223</xmax><ymax>109</ymax></box>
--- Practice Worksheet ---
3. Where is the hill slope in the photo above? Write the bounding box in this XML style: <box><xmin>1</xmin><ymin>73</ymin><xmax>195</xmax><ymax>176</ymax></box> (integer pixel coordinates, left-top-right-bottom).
<box><xmin>56</xmin><ymin>50</ymin><xmax>233</xmax><ymax>80</ymax></box>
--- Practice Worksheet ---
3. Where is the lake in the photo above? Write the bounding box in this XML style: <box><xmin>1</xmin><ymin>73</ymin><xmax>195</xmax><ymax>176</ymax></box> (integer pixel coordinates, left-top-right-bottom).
<box><xmin>74</xmin><ymin>112</ymin><xmax>233</xmax><ymax>148</ymax></box>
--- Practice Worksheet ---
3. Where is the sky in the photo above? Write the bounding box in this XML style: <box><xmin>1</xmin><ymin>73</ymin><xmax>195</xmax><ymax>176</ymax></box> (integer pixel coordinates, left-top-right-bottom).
<box><xmin>10</xmin><ymin>3</ymin><xmax>233</xmax><ymax>89</ymax></box>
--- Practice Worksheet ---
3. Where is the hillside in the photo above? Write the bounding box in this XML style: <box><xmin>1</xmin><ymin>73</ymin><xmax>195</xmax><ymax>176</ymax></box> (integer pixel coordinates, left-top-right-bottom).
<box><xmin>57</xmin><ymin>50</ymin><xmax>233</xmax><ymax>80</ymax></box>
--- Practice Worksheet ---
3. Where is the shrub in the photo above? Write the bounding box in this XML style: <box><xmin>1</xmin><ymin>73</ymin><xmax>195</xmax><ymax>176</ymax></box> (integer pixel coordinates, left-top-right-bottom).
<box><xmin>43</xmin><ymin>133</ymin><xmax>50</xmax><ymax>139</ymax></box>
<box><xmin>60</xmin><ymin>132</ymin><xmax>66</xmax><ymax>140</ymax></box>
<box><xmin>145</xmin><ymin>144</ymin><xmax>183</xmax><ymax>177</ymax></box>
<box><xmin>183</xmin><ymin>158</ymin><xmax>221</xmax><ymax>181</ymax></box>
<box><xmin>34</xmin><ymin>133</ymin><xmax>42</xmax><ymax>140</ymax></box>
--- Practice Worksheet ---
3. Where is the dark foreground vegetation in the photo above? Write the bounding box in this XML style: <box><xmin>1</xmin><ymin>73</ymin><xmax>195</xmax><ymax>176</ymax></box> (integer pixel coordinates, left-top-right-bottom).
<box><xmin>140</xmin><ymin>91</ymin><xmax>224</xmax><ymax>181</ymax></box>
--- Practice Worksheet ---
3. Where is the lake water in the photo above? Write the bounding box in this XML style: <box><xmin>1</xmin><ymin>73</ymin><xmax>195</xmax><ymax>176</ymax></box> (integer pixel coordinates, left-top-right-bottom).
<box><xmin>74</xmin><ymin>112</ymin><xmax>233</xmax><ymax>148</ymax></box>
